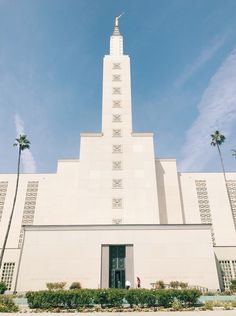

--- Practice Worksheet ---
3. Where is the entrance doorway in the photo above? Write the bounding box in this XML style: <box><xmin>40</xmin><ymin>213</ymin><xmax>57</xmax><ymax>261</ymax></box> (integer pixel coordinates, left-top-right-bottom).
<box><xmin>109</xmin><ymin>245</ymin><xmax>125</xmax><ymax>288</ymax></box>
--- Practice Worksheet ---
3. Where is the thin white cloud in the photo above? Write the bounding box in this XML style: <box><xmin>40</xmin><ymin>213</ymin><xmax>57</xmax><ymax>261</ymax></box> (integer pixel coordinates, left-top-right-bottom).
<box><xmin>14</xmin><ymin>113</ymin><xmax>36</xmax><ymax>173</ymax></box>
<box><xmin>179</xmin><ymin>48</ymin><xmax>236</xmax><ymax>171</ymax></box>
<box><xmin>175</xmin><ymin>35</ymin><xmax>226</xmax><ymax>88</ymax></box>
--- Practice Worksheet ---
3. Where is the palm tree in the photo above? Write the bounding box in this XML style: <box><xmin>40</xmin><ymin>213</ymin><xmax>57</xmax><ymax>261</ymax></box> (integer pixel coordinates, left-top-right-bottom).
<box><xmin>211</xmin><ymin>131</ymin><xmax>235</xmax><ymax>227</ymax></box>
<box><xmin>0</xmin><ymin>135</ymin><xmax>30</xmax><ymax>270</ymax></box>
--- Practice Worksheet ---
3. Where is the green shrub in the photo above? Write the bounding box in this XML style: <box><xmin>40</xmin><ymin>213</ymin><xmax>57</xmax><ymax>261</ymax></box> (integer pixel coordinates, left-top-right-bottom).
<box><xmin>202</xmin><ymin>301</ymin><xmax>214</xmax><ymax>310</ymax></box>
<box><xmin>230</xmin><ymin>279</ymin><xmax>236</xmax><ymax>293</ymax></box>
<box><xmin>46</xmin><ymin>282</ymin><xmax>66</xmax><ymax>291</ymax></box>
<box><xmin>223</xmin><ymin>302</ymin><xmax>232</xmax><ymax>310</ymax></box>
<box><xmin>94</xmin><ymin>289</ymin><xmax>125</xmax><ymax>307</ymax></box>
<box><xmin>155</xmin><ymin>289</ymin><xmax>175</xmax><ymax>307</ymax></box>
<box><xmin>137</xmin><ymin>289</ymin><xmax>156</xmax><ymax>307</ymax></box>
<box><xmin>69</xmin><ymin>282</ymin><xmax>82</xmax><ymax>290</ymax></box>
<box><xmin>0</xmin><ymin>282</ymin><xmax>7</xmax><ymax>294</ymax></box>
<box><xmin>0</xmin><ymin>295</ymin><xmax>19</xmax><ymax>312</ymax></box>
<box><xmin>231</xmin><ymin>300</ymin><xmax>236</xmax><ymax>307</ymax></box>
<box><xmin>93</xmin><ymin>289</ymin><xmax>110</xmax><ymax>307</ymax></box>
<box><xmin>125</xmin><ymin>289</ymin><xmax>140</xmax><ymax>307</ymax></box>
<box><xmin>175</xmin><ymin>289</ymin><xmax>201</xmax><ymax>306</ymax></box>
<box><xmin>171</xmin><ymin>299</ymin><xmax>183</xmax><ymax>311</ymax></box>
<box><xmin>26</xmin><ymin>288</ymin><xmax>201</xmax><ymax>310</ymax></box>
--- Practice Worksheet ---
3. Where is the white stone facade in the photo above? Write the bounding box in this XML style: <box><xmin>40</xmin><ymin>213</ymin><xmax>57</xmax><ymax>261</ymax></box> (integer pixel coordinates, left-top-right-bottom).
<box><xmin>0</xmin><ymin>21</ymin><xmax>235</xmax><ymax>293</ymax></box>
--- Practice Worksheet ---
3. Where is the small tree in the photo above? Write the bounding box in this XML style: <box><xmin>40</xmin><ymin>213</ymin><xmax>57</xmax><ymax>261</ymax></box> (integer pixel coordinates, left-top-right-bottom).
<box><xmin>155</xmin><ymin>280</ymin><xmax>165</xmax><ymax>289</ymax></box>
<box><xmin>46</xmin><ymin>282</ymin><xmax>66</xmax><ymax>291</ymax></box>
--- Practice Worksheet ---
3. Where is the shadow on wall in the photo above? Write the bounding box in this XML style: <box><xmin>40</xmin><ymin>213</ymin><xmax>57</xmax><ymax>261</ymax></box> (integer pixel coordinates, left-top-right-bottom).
<box><xmin>155</xmin><ymin>161</ymin><xmax>168</xmax><ymax>224</ymax></box>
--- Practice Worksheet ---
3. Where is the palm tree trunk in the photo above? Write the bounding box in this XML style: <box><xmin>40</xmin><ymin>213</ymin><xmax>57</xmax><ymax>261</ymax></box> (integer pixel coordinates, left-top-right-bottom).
<box><xmin>217</xmin><ymin>144</ymin><xmax>236</xmax><ymax>229</ymax></box>
<box><xmin>0</xmin><ymin>147</ymin><xmax>21</xmax><ymax>270</ymax></box>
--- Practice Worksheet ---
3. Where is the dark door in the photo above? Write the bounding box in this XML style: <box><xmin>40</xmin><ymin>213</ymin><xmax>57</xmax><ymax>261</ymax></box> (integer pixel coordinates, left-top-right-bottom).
<box><xmin>109</xmin><ymin>245</ymin><xmax>125</xmax><ymax>288</ymax></box>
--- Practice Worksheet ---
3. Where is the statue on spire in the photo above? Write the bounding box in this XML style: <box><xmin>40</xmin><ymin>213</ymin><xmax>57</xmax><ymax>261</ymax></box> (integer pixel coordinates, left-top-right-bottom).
<box><xmin>115</xmin><ymin>13</ymin><xmax>125</xmax><ymax>27</ymax></box>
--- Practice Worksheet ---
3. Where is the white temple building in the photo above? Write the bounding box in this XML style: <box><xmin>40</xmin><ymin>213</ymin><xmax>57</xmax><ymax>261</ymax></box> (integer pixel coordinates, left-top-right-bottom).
<box><xmin>0</xmin><ymin>18</ymin><xmax>236</xmax><ymax>293</ymax></box>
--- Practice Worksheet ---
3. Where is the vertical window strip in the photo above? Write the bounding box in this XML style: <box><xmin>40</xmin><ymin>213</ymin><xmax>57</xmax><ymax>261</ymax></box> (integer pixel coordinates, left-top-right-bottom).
<box><xmin>0</xmin><ymin>181</ymin><xmax>8</xmax><ymax>222</ymax></box>
<box><xmin>219</xmin><ymin>260</ymin><xmax>233</xmax><ymax>291</ymax></box>
<box><xmin>1</xmin><ymin>262</ymin><xmax>15</xmax><ymax>290</ymax></box>
<box><xmin>195</xmin><ymin>180</ymin><xmax>216</xmax><ymax>246</ymax></box>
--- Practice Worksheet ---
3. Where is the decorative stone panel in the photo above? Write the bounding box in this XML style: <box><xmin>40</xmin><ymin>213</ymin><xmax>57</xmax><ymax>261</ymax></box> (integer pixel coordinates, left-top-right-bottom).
<box><xmin>112</xmin><ymin>87</ymin><xmax>121</xmax><ymax>95</ymax></box>
<box><xmin>226</xmin><ymin>180</ymin><xmax>236</xmax><ymax>224</ymax></box>
<box><xmin>219</xmin><ymin>260</ymin><xmax>233</xmax><ymax>290</ymax></box>
<box><xmin>112</xmin><ymin>114</ymin><xmax>122</xmax><ymax>122</ymax></box>
<box><xmin>112</xmin><ymin>74</ymin><xmax>121</xmax><ymax>81</ymax></box>
<box><xmin>112</xmin><ymin>129</ymin><xmax>122</xmax><ymax>137</ymax></box>
<box><xmin>112</xmin><ymin>179</ymin><xmax>123</xmax><ymax>189</ymax></box>
<box><xmin>113</xmin><ymin>63</ymin><xmax>121</xmax><ymax>69</ymax></box>
<box><xmin>112</xmin><ymin>145</ymin><xmax>122</xmax><ymax>153</ymax></box>
<box><xmin>18</xmin><ymin>181</ymin><xmax>39</xmax><ymax>248</ymax></box>
<box><xmin>0</xmin><ymin>181</ymin><xmax>8</xmax><ymax>222</ymax></box>
<box><xmin>112</xmin><ymin>198</ymin><xmax>123</xmax><ymax>209</ymax></box>
<box><xmin>112</xmin><ymin>161</ymin><xmax>122</xmax><ymax>170</ymax></box>
<box><xmin>113</xmin><ymin>100</ymin><xmax>121</xmax><ymax>108</ymax></box>
<box><xmin>195</xmin><ymin>180</ymin><xmax>216</xmax><ymax>246</ymax></box>
<box><xmin>112</xmin><ymin>218</ymin><xmax>122</xmax><ymax>224</ymax></box>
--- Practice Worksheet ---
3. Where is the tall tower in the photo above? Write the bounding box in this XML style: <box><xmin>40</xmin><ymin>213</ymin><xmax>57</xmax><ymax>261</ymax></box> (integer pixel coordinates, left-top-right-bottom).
<box><xmin>102</xmin><ymin>14</ymin><xmax>132</xmax><ymax>137</ymax></box>
<box><xmin>78</xmin><ymin>17</ymin><xmax>160</xmax><ymax>224</ymax></box>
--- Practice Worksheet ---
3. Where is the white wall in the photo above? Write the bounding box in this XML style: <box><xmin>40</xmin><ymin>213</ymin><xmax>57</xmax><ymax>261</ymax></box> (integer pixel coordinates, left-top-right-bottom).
<box><xmin>17</xmin><ymin>225</ymin><xmax>219</xmax><ymax>291</ymax></box>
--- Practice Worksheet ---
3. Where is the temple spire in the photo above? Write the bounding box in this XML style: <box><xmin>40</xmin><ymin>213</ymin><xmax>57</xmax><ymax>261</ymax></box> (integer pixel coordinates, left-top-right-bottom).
<box><xmin>112</xmin><ymin>13</ymin><xmax>124</xmax><ymax>36</ymax></box>
<box><xmin>110</xmin><ymin>14</ymin><xmax>124</xmax><ymax>55</ymax></box>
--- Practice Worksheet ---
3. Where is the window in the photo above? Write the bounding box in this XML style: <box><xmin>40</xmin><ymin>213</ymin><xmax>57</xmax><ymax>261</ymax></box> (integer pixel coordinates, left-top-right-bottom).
<box><xmin>219</xmin><ymin>260</ymin><xmax>233</xmax><ymax>290</ymax></box>
<box><xmin>1</xmin><ymin>262</ymin><xmax>15</xmax><ymax>290</ymax></box>
<box><xmin>112</xmin><ymin>145</ymin><xmax>122</xmax><ymax>153</ymax></box>
<box><xmin>112</xmin><ymin>198</ymin><xmax>123</xmax><ymax>209</ymax></box>
<box><xmin>112</xmin><ymin>129</ymin><xmax>122</xmax><ymax>137</ymax></box>
<box><xmin>113</xmin><ymin>114</ymin><xmax>122</xmax><ymax>122</ymax></box>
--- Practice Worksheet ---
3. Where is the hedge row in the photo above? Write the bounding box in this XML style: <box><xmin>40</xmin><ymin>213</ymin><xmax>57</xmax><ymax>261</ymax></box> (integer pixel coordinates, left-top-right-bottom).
<box><xmin>26</xmin><ymin>288</ymin><xmax>201</xmax><ymax>309</ymax></box>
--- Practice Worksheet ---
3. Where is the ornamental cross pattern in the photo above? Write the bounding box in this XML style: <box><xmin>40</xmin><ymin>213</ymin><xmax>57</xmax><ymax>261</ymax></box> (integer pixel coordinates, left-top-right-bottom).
<box><xmin>112</xmin><ymin>179</ymin><xmax>123</xmax><ymax>189</ymax></box>
<box><xmin>112</xmin><ymin>129</ymin><xmax>122</xmax><ymax>137</ymax></box>
<box><xmin>113</xmin><ymin>114</ymin><xmax>122</xmax><ymax>122</ymax></box>
<box><xmin>112</xmin><ymin>198</ymin><xmax>123</xmax><ymax>209</ymax></box>
<box><xmin>113</xmin><ymin>100</ymin><xmax>121</xmax><ymax>108</ymax></box>
<box><xmin>112</xmin><ymin>161</ymin><xmax>122</xmax><ymax>170</ymax></box>
<box><xmin>113</xmin><ymin>63</ymin><xmax>121</xmax><ymax>69</ymax></box>
<box><xmin>112</xmin><ymin>145</ymin><xmax>122</xmax><ymax>153</ymax></box>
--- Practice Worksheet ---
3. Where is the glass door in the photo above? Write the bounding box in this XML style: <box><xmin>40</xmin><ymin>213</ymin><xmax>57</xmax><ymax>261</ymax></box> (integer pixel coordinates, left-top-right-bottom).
<box><xmin>109</xmin><ymin>245</ymin><xmax>125</xmax><ymax>288</ymax></box>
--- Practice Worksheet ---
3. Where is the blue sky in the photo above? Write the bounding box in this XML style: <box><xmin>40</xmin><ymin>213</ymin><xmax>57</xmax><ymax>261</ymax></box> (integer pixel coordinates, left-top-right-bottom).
<box><xmin>0</xmin><ymin>0</ymin><xmax>236</xmax><ymax>174</ymax></box>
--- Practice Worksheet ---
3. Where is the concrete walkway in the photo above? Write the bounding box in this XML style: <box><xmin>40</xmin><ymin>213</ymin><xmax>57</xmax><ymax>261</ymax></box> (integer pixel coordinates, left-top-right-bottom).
<box><xmin>3</xmin><ymin>311</ymin><xmax>236</xmax><ymax>316</ymax></box>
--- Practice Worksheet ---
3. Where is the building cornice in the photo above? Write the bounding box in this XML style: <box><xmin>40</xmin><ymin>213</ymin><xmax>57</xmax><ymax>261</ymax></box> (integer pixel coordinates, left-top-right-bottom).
<box><xmin>80</xmin><ymin>133</ymin><xmax>103</xmax><ymax>137</ymax></box>
<box><xmin>23</xmin><ymin>223</ymin><xmax>212</xmax><ymax>232</ymax></box>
